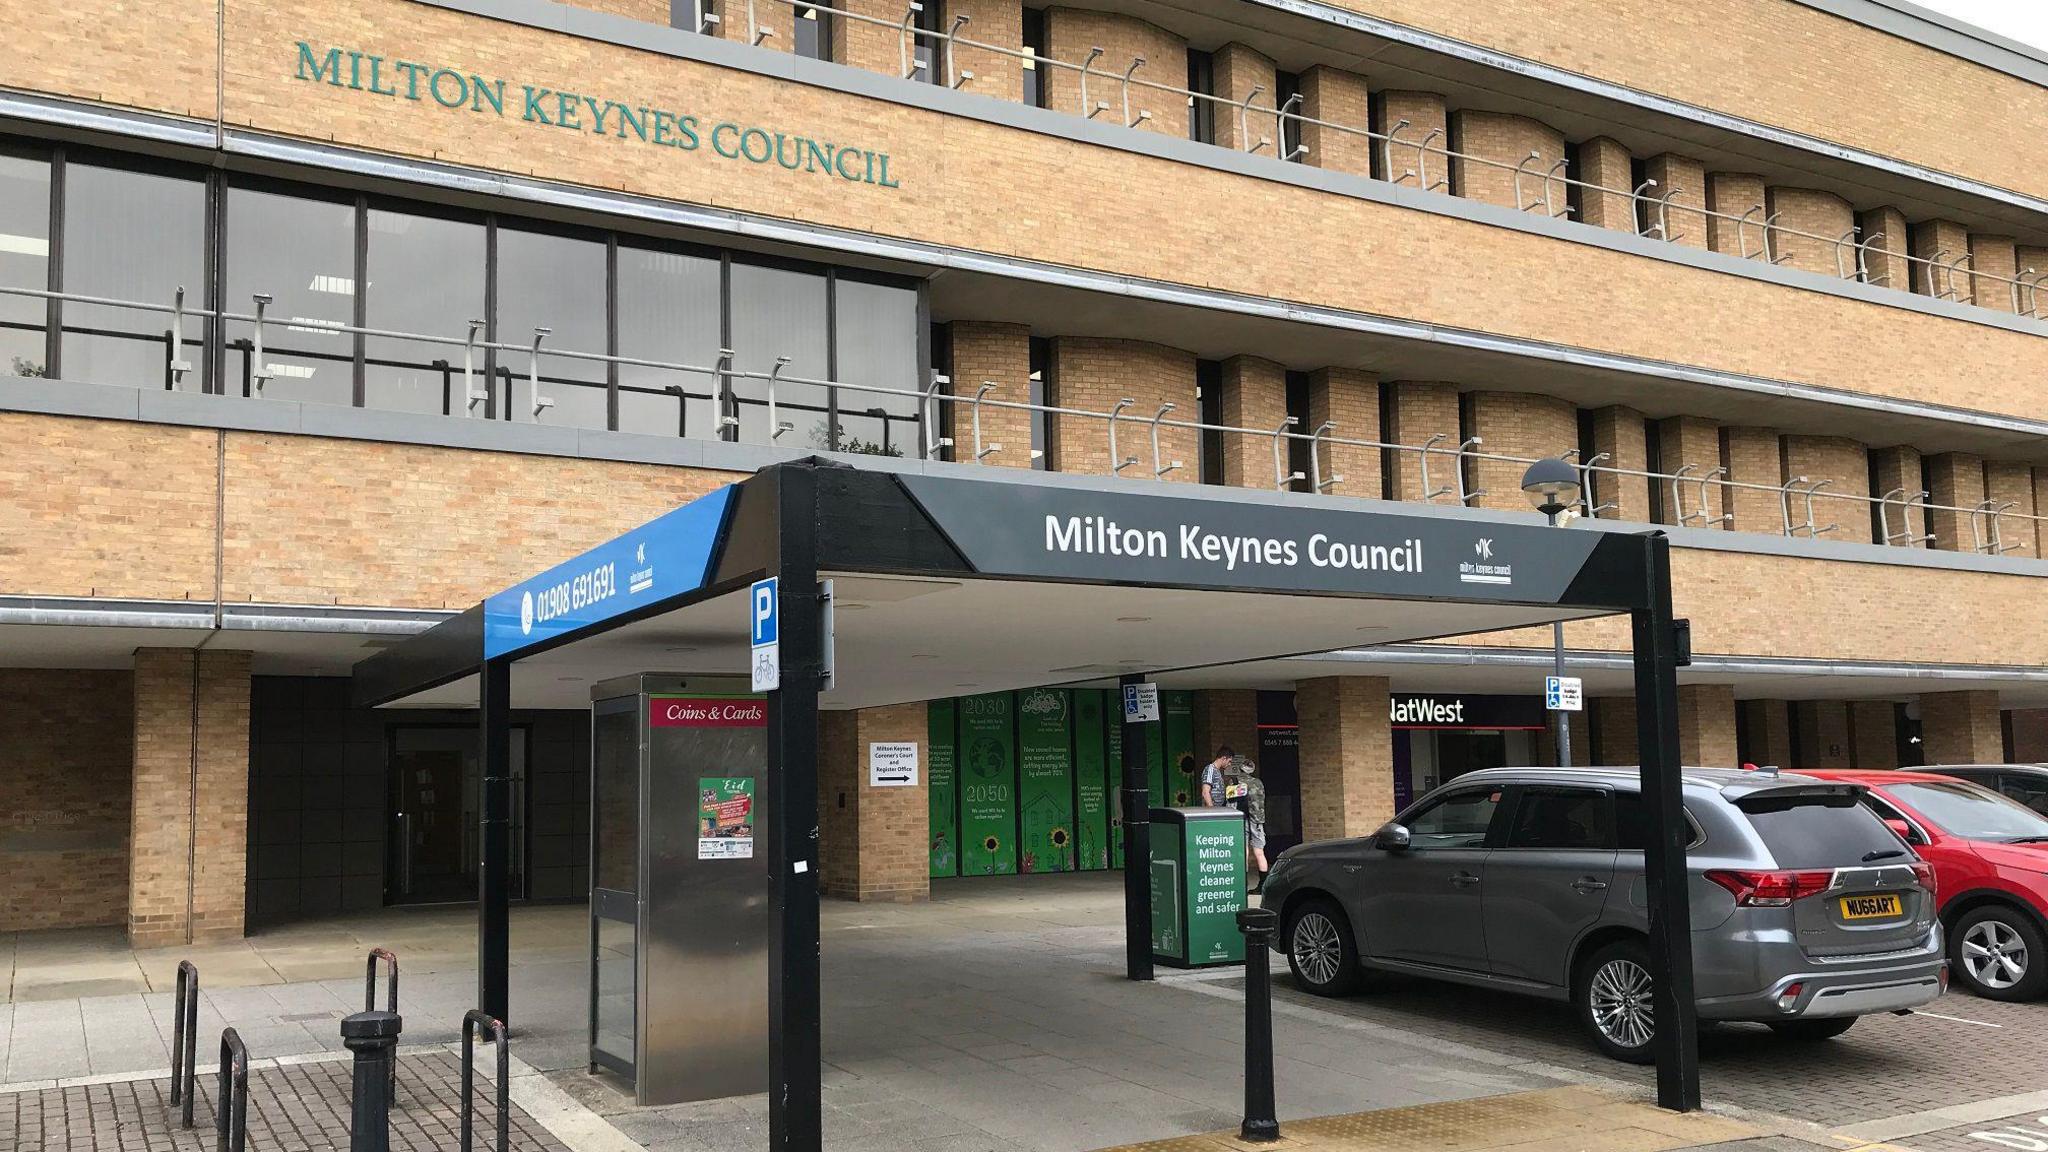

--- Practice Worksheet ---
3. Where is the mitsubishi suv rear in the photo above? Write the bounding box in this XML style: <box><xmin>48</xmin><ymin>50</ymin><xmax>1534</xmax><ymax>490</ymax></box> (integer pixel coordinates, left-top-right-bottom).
<box><xmin>1258</xmin><ymin>767</ymin><xmax>1947</xmax><ymax>1062</ymax></box>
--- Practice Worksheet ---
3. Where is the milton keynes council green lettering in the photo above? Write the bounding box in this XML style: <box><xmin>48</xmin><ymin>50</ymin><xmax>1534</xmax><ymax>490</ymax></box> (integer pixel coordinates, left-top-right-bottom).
<box><xmin>293</xmin><ymin>42</ymin><xmax>902</xmax><ymax>188</ymax></box>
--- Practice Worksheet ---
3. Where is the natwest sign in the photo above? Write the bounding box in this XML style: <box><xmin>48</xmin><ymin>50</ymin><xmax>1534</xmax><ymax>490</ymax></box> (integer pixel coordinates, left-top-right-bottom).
<box><xmin>649</xmin><ymin>696</ymin><xmax>768</xmax><ymax>728</ymax></box>
<box><xmin>1388</xmin><ymin>694</ymin><xmax>1546</xmax><ymax>730</ymax></box>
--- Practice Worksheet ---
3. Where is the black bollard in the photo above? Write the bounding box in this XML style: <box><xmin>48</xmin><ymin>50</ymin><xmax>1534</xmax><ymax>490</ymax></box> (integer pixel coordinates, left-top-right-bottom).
<box><xmin>1236</xmin><ymin>907</ymin><xmax>1280</xmax><ymax>1144</ymax></box>
<box><xmin>341</xmin><ymin>1009</ymin><xmax>403</xmax><ymax>1152</ymax></box>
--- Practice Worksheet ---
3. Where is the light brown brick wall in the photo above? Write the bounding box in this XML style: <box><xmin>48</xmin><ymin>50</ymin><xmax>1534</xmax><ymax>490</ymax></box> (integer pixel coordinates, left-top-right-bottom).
<box><xmin>1985</xmin><ymin>460</ymin><xmax>2038</xmax><ymax>560</ymax></box>
<box><xmin>1921</xmin><ymin>690</ymin><xmax>2002</xmax><ymax>765</ymax></box>
<box><xmin>1849</xmin><ymin>700</ymin><xmax>1898</xmax><ymax>768</ymax></box>
<box><xmin>1765</xmin><ymin>187</ymin><xmax>1855</xmax><ymax>277</ymax></box>
<box><xmin>129</xmin><ymin>648</ymin><xmax>251</xmax><ymax>947</ymax></box>
<box><xmin>1307</xmin><ymin>368</ymin><xmax>1379</xmax><ymax>500</ymax></box>
<box><xmin>1385</xmin><ymin>382</ymin><xmax>1461</xmax><ymax>504</ymax></box>
<box><xmin>1297</xmin><ymin>67</ymin><xmax>1370</xmax><ymax>177</ymax></box>
<box><xmin>1744</xmin><ymin>700</ymin><xmax>1794</xmax><ymax>767</ymax></box>
<box><xmin>1593</xmin><ymin>696</ymin><xmax>1635</xmax><ymax>765</ymax></box>
<box><xmin>949</xmin><ymin>321</ymin><xmax>1033</xmax><ymax>467</ymax></box>
<box><xmin>1216</xmin><ymin>355</ymin><xmax>1286</xmax><ymax>489</ymax></box>
<box><xmin>1587</xmin><ymin>406</ymin><xmax>1648</xmax><ymax>523</ymax></box>
<box><xmin>1448</xmin><ymin>111</ymin><xmax>1564</xmax><ymax>214</ymax></box>
<box><xmin>1047</xmin><ymin>338</ymin><xmax>1197</xmax><ymax>480</ymax></box>
<box><xmin>1970</xmin><ymin>235</ymin><xmax>2020</xmax><ymax>314</ymax></box>
<box><xmin>1575</xmin><ymin>137</ymin><xmax>1633</xmax><ymax>232</ymax></box>
<box><xmin>1643</xmin><ymin>154</ymin><xmax>1706</xmax><ymax>249</ymax></box>
<box><xmin>1656</xmin><ymin>416</ymin><xmax>1723</xmax><ymax>528</ymax></box>
<box><xmin>1195</xmin><ymin>690</ymin><xmax>1257</xmax><ymax>769</ymax></box>
<box><xmin>835</xmin><ymin>0</ymin><xmax>909</xmax><ymax>77</ymax></box>
<box><xmin>1677</xmin><ymin>684</ymin><xmax>1736</xmax><ymax>768</ymax></box>
<box><xmin>1372</xmin><ymin>91</ymin><xmax>1448</xmax><ymax>191</ymax></box>
<box><xmin>1795</xmin><ymin>700</ymin><xmax>1854</xmax><ymax>768</ymax></box>
<box><xmin>1780</xmin><ymin>435</ymin><xmax>1871</xmax><ymax>544</ymax></box>
<box><xmin>1858</xmin><ymin>207</ymin><xmax>1911</xmax><ymax>289</ymax></box>
<box><xmin>565</xmin><ymin>0</ymin><xmax>670</xmax><ymax>23</ymax></box>
<box><xmin>1212</xmin><ymin>43</ymin><xmax>1277</xmax><ymax>152</ymax></box>
<box><xmin>1925</xmin><ymin>452</ymin><xmax>1986</xmax><ymax>554</ymax></box>
<box><xmin>1295</xmin><ymin>676</ymin><xmax>1392</xmax><ymax>840</ymax></box>
<box><xmin>1871</xmin><ymin>445</ymin><xmax>1928</xmax><ymax>548</ymax></box>
<box><xmin>949</xmin><ymin>0</ymin><xmax>1023</xmax><ymax>100</ymax></box>
<box><xmin>1043</xmin><ymin>8</ymin><xmax>1186</xmax><ymax>136</ymax></box>
<box><xmin>1463</xmin><ymin>391</ymin><xmax>1576</xmax><ymax>513</ymax></box>
<box><xmin>818</xmin><ymin>702</ymin><xmax>930</xmax><ymax>901</ymax></box>
<box><xmin>1912</xmin><ymin>219</ymin><xmax>1972</xmax><ymax>300</ymax></box>
<box><xmin>0</xmin><ymin>669</ymin><xmax>134</xmax><ymax>932</ymax></box>
<box><xmin>1721</xmin><ymin>426</ymin><xmax>1781</xmax><ymax>535</ymax></box>
<box><xmin>2036</xmin><ymin>469</ymin><xmax>2048</xmax><ymax>557</ymax></box>
<box><xmin>1705</xmin><ymin>173</ymin><xmax>1765</xmax><ymax>258</ymax></box>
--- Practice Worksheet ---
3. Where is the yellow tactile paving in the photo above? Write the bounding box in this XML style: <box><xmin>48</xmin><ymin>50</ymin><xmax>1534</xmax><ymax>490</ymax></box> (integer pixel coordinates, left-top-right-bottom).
<box><xmin>1088</xmin><ymin>1087</ymin><xmax>1768</xmax><ymax>1152</ymax></box>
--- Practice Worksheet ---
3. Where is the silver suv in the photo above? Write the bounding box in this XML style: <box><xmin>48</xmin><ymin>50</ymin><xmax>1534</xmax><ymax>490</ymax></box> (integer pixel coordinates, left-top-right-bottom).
<box><xmin>1258</xmin><ymin>766</ymin><xmax>1948</xmax><ymax>1062</ymax></box>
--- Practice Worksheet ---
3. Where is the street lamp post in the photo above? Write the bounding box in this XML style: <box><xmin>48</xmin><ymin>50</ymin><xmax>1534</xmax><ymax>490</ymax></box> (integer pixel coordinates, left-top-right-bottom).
<box><xmin>1522</xmin><ymin>457</ymin><xmax>1583</xmax><ymax>767</ymax></box>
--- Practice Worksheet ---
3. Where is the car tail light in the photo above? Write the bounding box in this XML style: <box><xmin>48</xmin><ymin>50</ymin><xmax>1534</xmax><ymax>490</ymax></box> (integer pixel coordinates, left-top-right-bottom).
<box><xmin>1910</xmin><ymin>860</ymin><xmax>1938</xmax><ymax>900</ymax></box>
<box><xmin>1776</xmin><ymin>982</ymin><xmax>1804</xmax><ymax>1012</ymax></box>
<box><xmin>1705</xmin><ymin>869</ymin><xmax>1834</xmax><ymax>907</ymax></box>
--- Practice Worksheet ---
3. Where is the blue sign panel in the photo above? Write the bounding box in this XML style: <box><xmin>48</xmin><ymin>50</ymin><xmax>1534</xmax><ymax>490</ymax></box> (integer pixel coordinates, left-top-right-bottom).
<box><xmin>750</xmin><ymin>578</ymin><xmax>778</xmax><ymax>646</ymax></box>
<box><xmin>484</xmin><ymin>485</ymin><xmax>735</xmax><ymax>658</ymax></box>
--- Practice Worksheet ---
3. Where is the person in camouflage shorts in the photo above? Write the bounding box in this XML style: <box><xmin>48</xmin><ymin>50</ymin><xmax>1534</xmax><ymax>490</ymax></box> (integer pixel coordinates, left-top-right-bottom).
<box><xmin>1226</xmin><ymin>754</ymin><xmax>1269</xmax><ymax>892</ymax></box>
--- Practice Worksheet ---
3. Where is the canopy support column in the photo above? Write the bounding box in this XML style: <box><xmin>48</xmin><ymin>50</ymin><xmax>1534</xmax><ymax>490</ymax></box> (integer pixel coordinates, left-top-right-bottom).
<box><xmin>1119</xmin><ymin>673</ymin><xmax>1154</xmax><ymax>982</ymax></box>
<box><xmin>477</xmin><ymin>656</ymin><xmax>512</xmax><ymax>1028</ymax></box>
<box><xmin>769</xmin><ymin>466</ymin><xmax>825</xmax><ymax>1152</ymax></box>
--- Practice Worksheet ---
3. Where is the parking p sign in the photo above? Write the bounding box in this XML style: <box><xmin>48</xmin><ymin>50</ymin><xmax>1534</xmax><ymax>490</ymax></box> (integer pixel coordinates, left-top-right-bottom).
<box><xmin>1545</xmin><ymin>675</ymin><xmax>1583</xmax><ymax>712</ymax></box>
<box><xmin>750</xmin><ymin>577</ymin><xmax>779</xmax><ymax>692</ymax></box>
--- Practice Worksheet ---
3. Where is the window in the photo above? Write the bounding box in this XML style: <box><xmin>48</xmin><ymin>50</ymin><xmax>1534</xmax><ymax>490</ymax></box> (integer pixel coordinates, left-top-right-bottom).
<box><xmin>792</xmin><ymin>1</ymin><xmax>831</xmax><ymax>62</ymax></box>
<box><xmin>1738</xmin><ymin>792</ymin><xmax>1910</xmax><ymax>868</ymax></box>
<box><xmin>1276</xmin><ymin>70</ymin><xmax>1302</xmax><ymax>160</ymax></box>
<box><xmin>1405</xmin><ymin>787</ymin><xmax>1500</xmax><ymax>849</ymax></box>
<box><xmin>1885</xmin><ymin>780</ymin><xmax>2048</xmax><ymax>842</ymax></box>
<box><xmin>1196</xmin><ymin>358</ymin><xmax>1221</xmax><ymax>484</ymax></box>
<box><xmin>495</xmin><ymin>227</ymin><xmax>609</xmax><ymax>430</ymax></box>
<box><xmin>912</xmin><ymin>0</ymin><xmax>944</xmax><ymax>84</ymax></box>
<box><xmin>1021</xmin><ymin>8</ymin><xmax>1048</xmax><ymax>107</ymax></box>
<box><xmin>1028</xmin><ymin>335</ymin><xmax>1051</xmax><ymax>469</ymax></box>
<box><xmin>729</xmin><ymin>261</ymin><xmax>829</xmax><ymax>447</ymax></box>
<box><xmin>832</xmin><ymin>277</ymin><xmax>920</xmax><ymax>456</ymax></box>
<box><xmin>1996</xmin><ymin>773</ymin><xmax>2048</xmax><ymax>817</ymax></box>
<box><xmin>1505</xmin><ymin>787</ymin><xmax>1612</xmax><ymax>850</ymax></box>
<box><xmin>670</xmin><ymin>0</ymin><xmax>715</xmax><ymax>33</ymax></box>
<box><xmin>224</xmin><ymin>186</ymin><xmax>357</xmax><ymax>405</ymax></box>
<box><xmin>1614</xmin><ymin>792</ymin><xmax>1704</xmax><ymax>851</ymax></box>
<box><xmin>1186</xmin><ymin>50</ymin><xmax>1216</xmax><ymax>144</ymax></box>
<box><xmin>61</xmin><ymin>160</ymin><xmax>208</xmax><ymax>390</ymax></box>
<box><xmin>363</xmin><ymin>206</ymin><xmax>485</xmax><ymax>415</ymax></box>
<box><xmin>1857</xmin><ymin>791</ymin><xmax>1926</xmax><ymax>845</ymax></box>
<box><xmin>0</xmin><ymin>152</ymin><xmax>49</xmax><ymax>379</ymax></box>
<box><xmin>616</xmin><ymin>244</ymin><xmax>721</xmax><ymax>438</ymax></box>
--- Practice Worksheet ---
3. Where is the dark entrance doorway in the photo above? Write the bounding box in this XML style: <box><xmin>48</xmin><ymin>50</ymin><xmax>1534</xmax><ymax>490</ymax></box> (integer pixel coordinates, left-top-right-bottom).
<box><xmin>387</xmin><ymin>723</ymin><xmax>529</xmax><ymax>903</ymax></box>
<box><xmin>1254</xmin><ymin>691</ymin><xmax>1302</xmax><ymax>855</ymax></box>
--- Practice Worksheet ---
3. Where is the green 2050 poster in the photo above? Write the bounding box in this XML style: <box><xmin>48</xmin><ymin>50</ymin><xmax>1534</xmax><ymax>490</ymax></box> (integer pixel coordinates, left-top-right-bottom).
<box><xmin>928</xmin><ymin>698</ymin><xmax>958</xmax><ymax>878</ymax></box>
<box><xmin>1017</xmin><ymin>688</ymin><xmax>1075</xmax><ymax>872</ymax></box>
<box><xmin>958</xmin><ymin>692</ymin><xmax>1016</xmax><ymax>875</ymax></box>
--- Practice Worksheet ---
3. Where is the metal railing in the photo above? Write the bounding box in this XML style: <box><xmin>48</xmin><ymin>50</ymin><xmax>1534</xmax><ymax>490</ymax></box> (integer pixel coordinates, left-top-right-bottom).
<box><xmin>740</xmin><ymin>0</ymin><xmax>2046</xmax><ymax>316</ymax></box>
<box><xmin>171</xmin><ymin>960</ymin><xmax>200</xmax><ymax>1129</ymax></box>
<box><xmin>217</xmin><ymin>1028</ymin><xmax>250</xmax><ymax>1152</ymax></box>
<box><xmin>461</xmin><ymin>1010</ymin><xmax>511</xmax><ymax>1152</ymax></box>
<box><xmin>4</xmin><ymin>281</ymin><xmax>2043</xmax><ymax>556</ymax></box>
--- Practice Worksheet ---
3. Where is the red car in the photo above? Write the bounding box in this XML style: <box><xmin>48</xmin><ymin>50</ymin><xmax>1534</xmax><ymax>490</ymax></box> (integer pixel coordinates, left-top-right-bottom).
<box><xmin>1806</xmin><ymin>770</ymin><xmax>2048</xmax><ymax>1001</ymax></box>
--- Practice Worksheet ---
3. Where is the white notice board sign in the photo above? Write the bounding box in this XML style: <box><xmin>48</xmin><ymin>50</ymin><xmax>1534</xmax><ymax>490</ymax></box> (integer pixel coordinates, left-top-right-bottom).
<box><xmin>869</xmin><ymin>741</ymin><xmax>919</xmax><ymax>787</ymax></box>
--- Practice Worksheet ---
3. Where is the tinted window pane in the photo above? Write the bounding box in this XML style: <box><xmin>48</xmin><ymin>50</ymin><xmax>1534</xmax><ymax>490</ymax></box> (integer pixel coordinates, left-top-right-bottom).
<box><xmin>1889</xmin><ymin>780</ymin><xmax>2048</xmax><ymax>840</ymax></box>
<box><xmin>1998</xmin><ymin>773</ymin><xmax>2048</xmax><ymax>817</ymax></box>
<box><xmin>831</xmin><ymin>279</ymin><xmax>918</xmax><ymax>457</ymax></box>
<box><xmin>363</xmin><ymin>207</ymin><xmax>485</xmax><ymax>415</ymax></box>
<box><xmin>496</xmin><ymin>227</ymin><xmax>609</xmax><ymax>430</ymax></box>
<box><xmin>0</xmin><ymin>153</ymin><xmax>49</xmax><ymax>378</ymax></box>
<box><xmin>61</xmin><ymin>163</ymin><xmax>207</xmax><ymax>389</ymax></box>
<box><xmin>1407</xmin><ymin>788</ymin><xmax>1499</xmax><ymax>849</ymax></box>
<box><xmin>1614</xmin><ymin>792</ymin><xmax>1703</xmax><ymax>851</ymax></box>
<box><xmin>729</xmin><ymin>262</ymin><xmax>828</xmax><ymax>448</ymax></box>
<box><xmin>1740</xmin><ymin>794</ymin><xmax>1907</xmax><ymax>868</ymax></box>
<box><xmin>616</xmin><ymin>245</ymin><xmax>720</xmax><ymax>438</ymax></box>
<box><xmin>1506</xmin><ymin>787</ymin><xmax>1611</xmax><ymax>850</ymax></box>
<box><xmin>224</xmin><ymin>187</ymin><xmax>356</xmax><ymax>404</ymax></box>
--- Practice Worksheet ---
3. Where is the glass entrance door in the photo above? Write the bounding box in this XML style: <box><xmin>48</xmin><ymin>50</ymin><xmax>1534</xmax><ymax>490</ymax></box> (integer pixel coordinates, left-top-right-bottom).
<box><xmin>589</xmin><ymin>698</ymin><xmax>639</xmax><ymax>1079</ymax></box>
<box><xmin>388</xmin><ymin>724</ymin><xmax>528</xmax><ymax>904</ymax></box>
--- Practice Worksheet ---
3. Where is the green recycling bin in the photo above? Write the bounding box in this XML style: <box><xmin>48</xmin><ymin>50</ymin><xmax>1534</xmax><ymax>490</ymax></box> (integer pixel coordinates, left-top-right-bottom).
<box><xmin>1149</xmin><ymin>807</ymin><xmax>1247</xmax><ymax>968</ymax></box>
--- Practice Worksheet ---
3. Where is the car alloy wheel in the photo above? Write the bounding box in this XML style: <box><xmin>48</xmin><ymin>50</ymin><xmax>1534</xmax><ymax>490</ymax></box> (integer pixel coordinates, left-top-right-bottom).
<box><xmin>1291</xmin><ymin>910</ymin><xmax>1344</xmax><ymax>988</ymax></box>
<box><xmin>1962</xmin><ymin>918</ymin><xmax>2030</xmax><ymax>991</ymax></box>
<box><xmin>1588</xmin><ymin>956</ymin><xmax>1656</xmax><ymax>1051</ymax></box>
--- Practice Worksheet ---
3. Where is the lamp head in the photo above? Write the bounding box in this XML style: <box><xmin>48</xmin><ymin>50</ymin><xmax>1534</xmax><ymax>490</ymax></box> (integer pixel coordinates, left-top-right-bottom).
<box><xmin>1520</xmin><ymin>456</ymin><xmax>1582</xmax><ymax>517</ymax></box>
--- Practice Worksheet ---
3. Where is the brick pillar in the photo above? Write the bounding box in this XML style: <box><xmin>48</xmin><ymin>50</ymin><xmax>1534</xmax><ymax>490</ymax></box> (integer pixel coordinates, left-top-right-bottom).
<box><xmin>1385</xmin><ymin>382</ymin><xmax>1461</xmax><ymax>504</ymax></box>
<box><xmin>1910</xmin><ymin>218</ymin><xmax>1972</xmax><ymax>299</ymax></box>
<box><xmin>1677</xmin><ymin>684</ymin><xmax>1737</xmax><ymax>768</ymax></box>
<box><xmin>1921</xmin><ymin>690</ymin><xmax>2003</xmax><ymax>765</ymax></box>
<box><xmin>1295</xmin><ymin>677</ymin><xmax>1392</xmax><ymax>840</ymax></box>
<box><xmin>2010</xmin><ymin>709</ymin><xmax>2048</xmax><ymax>763</ymax></box>
<box><xmin>1858</xmin><ymin>207</ymin><xmax>1911</xmax><ymax>288</ymax></box>
<box><xmin>1448</xmin><ymin>111</ymin><xmax>1564</xmax><ymax>213</ymax></box>
<box><xmin>1764</xmin><ymin>187</ymin><xmax>1855</xmax><ymax>277</ymax></box>
<box><xmin>1043</xmin><ymin>9</ymin><xmax>1189</xmax><ymax>135</ymax></box>
<box><xmin>2036</xmin><ymin>468</ymin><xmax>2048</xmax><ymax>556</ymax></box>
<box><xmin>818</xmin><ymin>703</ymin><xmax>930</xmax><ymax>901</ymax></box>
<box><xmin>949</xmin><ymin>322</ymin><xmax>1032</xmax><ymax>468</ymax></box>
<box><xmin>1464</xmin><ymin>391</ymin><xmax>1577</xmax><ymax>513</ymax></box>
<box><xmin>1721</xmin><ymin>426</ymin><xmax>1782</xmax><ymax>535</ymax></box>
<box><xmin>1871</xmin><ymin>445</ymin><xmax>1927</xmax><ymax>547</ymax></box>
<box><xmin>1372</xmin><ymin>91</ymin><xmax>1448</xmax><ymax>190</ymax></box>
<box><xmin>1593</xmin><ymin>697</ymin><xmax>1636</xmax><ymax>765</ymax></box>
<box><xmin>1849</xmin><ymin>701</ymin><xmax>1899</xmax><ymax>768</ymax></box>
<box><xmin>1213</xmin><ymin>43</ymin><xmax>1278</xmax><ymax>151</ymax></box>
<box><xmin>1985</xmin><ymin>461</ymin><xmax>2037</xmax><ymax>559</ymax></box>
<box><xmin>129</xmin><ymin>648</ymin><xmax>251</xmax><ymax>947</ymax></box>
<box><xmin>1644</xmin><ymin>154</ymin><xmax>1707</xmax><ymax>248</ymax></box>
<box><xmin>1781</xmin><ymin>435</ymin><xmax>1872</xmax><ymax>543</ymax></box>
<box><xmin>1970</xmin><ymin>234</ymin><xmax>2019</xmax><ymax>313</ymax></box>
<box><xmin>1307</xmin><ymin>368</ymin><xmax>1380</xmax><ymax>499</ymax></box>
<box><xmin>1795</xmin><ymin>701</ymin><xmax>1853</xmax><ymax>768</ymax></box>
<box><xmin>1047</xmin><ymin>338</ymin><xmax>1198</xmax><ymax>479</ymax></box>
<box><xmin>947</xmin><ymin>0</ymin><xmax>1023</xmax><ymax>100</ymax></box>
<box><xmin>1925</xmin><ymin>452</ymin><xmax>1986</xmax><ymax>553</ymax></box>
<box><xmin>730</xmin><ymin>1</ymin><xmax>793</xmax><ymax>50</ymax></box>
<box><xmin>1216</xmin><ymin>356</ymin><xmax>1286</xmax><ymax>489</ymax></box>
<box><xmin>833</xmin><ymin>0</ymin><xmax>905</xmax><ymax>75</ymax></box>
<box><xmin>1741</xmin><ymin>700</ymin><xmax>1793</xmax><ymax>767</ymax></box>
<box><xmin>1705</xmin><ymin>173</ymin><xmax>1766</xmax><ymax>257</ymax></box>
<box><xmin>1586</xmin><ymin>405</ymin><xmax>1649</xmax><ymax>522</ymax></box>
<box><xmin>1656</xmin><ymin>416</ymin><xmax>1724</xmax><ymax>528</ymax></box>
<box><xmin>1576</xmin><ymin>137</ymin><xmax>1634</xmax><ymax>232</ymax></box>
<box><xmin>1196</xmin><ymin>690</ymin><xmax>1257</xmax><ymax>768</ymax></box>
<box><xmin>1298</xmin><ymin>66</ymin><xmax>1371</xmax><ymax>176</ymax></box>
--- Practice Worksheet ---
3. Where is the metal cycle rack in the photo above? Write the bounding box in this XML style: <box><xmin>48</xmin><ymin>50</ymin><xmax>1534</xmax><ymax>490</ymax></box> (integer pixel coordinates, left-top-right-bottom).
<box><xmin>172</xmin><ymin>960</ymin><xmax>200</xmax><ymax>1129</ymax></box>
<box><xmin>217</xmin><ymin>1028</ymin><xmax>250</xmax><ymax>1152</ymax></box>
<box><xmin>367</xmin><ymin>948</ymin><xmax>400</xmax><ymax>1094</ymax></box>
<box><xmin>462</xmin><ymin>1010</ymin><xmax>511</xmax><ymax>1152</ymax></box>
<box><xmin>1878</xmin><ymin>487</ymin><xmax>1935</xmax><ymax>547</ymax></box>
